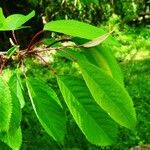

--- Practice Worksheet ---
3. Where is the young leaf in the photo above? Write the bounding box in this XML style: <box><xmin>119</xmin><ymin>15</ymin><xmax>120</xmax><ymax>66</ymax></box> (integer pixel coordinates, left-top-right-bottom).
<box><xmin>6</xmin><ymin>45</ymin><xmax>19</xmax><ymax>58</ymax></box>
<box><xmin>78</xmin><ymin>61</ymin><xmax>136</xmax><ymax>130</ymax></box>
<box><xmin>0</xmin><ymin>8</ymin><xmax>5</xmax><ymax>27</ymax></box>
<box><xmin>0</xmin><ymin>10</ymin><xmax>35</xmax><ymax>31</ymax></box>
<box><xmin>0</xmin><ymin>77</ymin><xmax>12</xmax><ymax>131</ymax></box>
<box><xmin>81</xmin><ymin>32</ymin><xmax>111</xmax><ymax>48</ymax></box>
<box><xmin>9</xmin><ymin>72</ymin><xmax>25</xmax><ymax>108</ymax></box>
<box><xmin>57</xmin><ymin>76</ymin><xmax>118</xmax><ymax>146</ymax></box>
<box><xmin>26</xmin><ymin>78</ymin><xmax>66</xmax><ymax>143</ymax></box>
<box><xmin>0</xmin><ymin>127</ymin><xmax>22</xmax><ymax>150</ymax></box>
<box><xmin>44</xmin><ymin>20</ymin><xmax>106</xmax><ymax>40</ymax></box>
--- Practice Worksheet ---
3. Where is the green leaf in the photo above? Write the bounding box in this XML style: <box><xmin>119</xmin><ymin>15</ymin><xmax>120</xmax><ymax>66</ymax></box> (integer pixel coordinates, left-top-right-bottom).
<box><xmin>81</xmin><ymin>32</ymin><xmax>111</xmax><ymax>48</ymax></box>
<box><xmin>57</xmin><ymin>75</ymin><xmax>118</xmax><ymax>146</ymax></box>
<box><xmin>44</xmin><ymin>20</ymin><xmax>106</xmax><ymax>40</ymax></box>
<box><xmin>58</xmin><ymin>46</ymin><xmax>123</xmax><ymax>85</ymax></box>
<box><xmin>0</xmin><ymin>87</ymin><xmax>22</xmax><ymax>149</ymax></box>
<box><xmin>0</xmin><ymin>8</ymin><xmax>5</xmax><ymax>27</ymax></box>
<box><xmin>0</xmin><ymin>77</ymin><xmax>12</xmax><ymax>131</ymax></box>
<box><xmin>0</xmin><ymin>10</ymin><xmax>35</xmax><ymax>31</ymax></box>
<box><xmin>0</xmin><ymin>127</ymin><xmax>22</xmax><ymax>150</ymax></box>
<box><xmin>78</xmin><ymin>61</ymin><xmax>136</xmax><ymax>130</ymax></box>
<box><xmin>6</xmin><ymin>45</ymin><xmax>19</xmax><ymax>58</ymax></box>
<box><xmin>7</xmin><ymin>90</ymin><xmax>21</xmax><ymax>134</ymax></box>
<box><xmin>9</xmin><ymin>72</ymin><xmax>25</xmax><ymax>108</ymax></box>
<box><xmin>26</xmin><ymin>78</ymin><xmax>66</xmax><ymax>143</ymax></box>
<box><xmin>44</xmin><ymin>20</ymin><xmax>119</xmax><ymax>46</ymax></box>
<box><xmin>81</xmin><ymin>44</ymin><xmax>124</xmax><ymax>85</ymax></box>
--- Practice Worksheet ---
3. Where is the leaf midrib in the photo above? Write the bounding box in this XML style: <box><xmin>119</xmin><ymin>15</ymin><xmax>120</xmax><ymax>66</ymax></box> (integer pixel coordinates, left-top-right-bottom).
<box><xmin>80</xmin><ymin>66</ymin><xmax>134</xmax><ymax>128</ymax></box>
<box><xmin>59</xmin><ymin>78</ymin><xmax>113</xmax><ymax>142</ymax></box>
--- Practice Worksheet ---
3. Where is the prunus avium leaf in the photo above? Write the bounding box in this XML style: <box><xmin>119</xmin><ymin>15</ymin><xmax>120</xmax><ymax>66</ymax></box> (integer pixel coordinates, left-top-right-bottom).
<box><xmin>0</xmin><ymin>7</ymin><xmax>5</xmax><ymax>27</ymax></box>
<box><xmin>0</xmin><ymin>90</ymin><xmax>22</xmax><ymax>149</ymax></box>
<box><xmin>81</xmin><ymin>44</ymin><xmax>124</xmax><ymax>85</ymax></box>
<box><xmin>9</xmin><ymin>72</ymin><xmax>25</xmax><ymax>108</ymax></box>
<box><xmin>81</xmin><ymin>32</ymin><xmax>111</xmax><ymax>48</ymax></box>
<box><xmin>0</xmin><ymin>127</ymin><xmax>22</xmax><ymax>150</ymax></box>
<box><xmin>0</xmin><ymin>10</ymin><xmax>35</xmax><ymax>31</ymax></box>
<box><xmin>57</xmin><ymin>75</ymin><xmax>118</xmax><ymax>146</ymax></box>
<box><xmin>58</xmin><ymin>46</ymin><xmax>123</xmax><ymax>85</ymax></box>
<box><xmin>26</xmin><ymin>78</ymin><xmax>66</xmax><ymax>143</ymax></box>
<box><xmin>0</xmin><ymin>77</ymin><xmax>12</xmax><ymax>131</ymax></box>
<box><xmin>78</xmin><ymin>61</ymin><xmax>136</xmax><ymax>130</ymax></box>
<box><xmin>44</xmin><ymin>20</ymin><xmax>119</xmax><ymax>46</ymax></box>
<box><xmin>44</xmin><ymin>20</ymin><xmax>104</xmax><ymax>39</ymax></box>
<box><xmin>6</xmin><ymin>45</ymin><xmax>19</xmax><ymax>58</ymax></box>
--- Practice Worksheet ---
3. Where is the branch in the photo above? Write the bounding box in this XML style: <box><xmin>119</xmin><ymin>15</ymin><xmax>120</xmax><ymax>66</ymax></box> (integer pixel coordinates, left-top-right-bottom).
<box><xmin>0</xmin><ymin>56</ymin><xmax>7</xmax><ymax>74</ymax></box>
<box><xmin>33</xmin><ymin>45</ymin><xmax>78</xmax><ymax>61</ymax></box>
<box><xmin>27</xmin><ymin>30</ymin><xmax>44</xmax><ymax>52</ymax></box>
<box><xmin>46</xmin><ymin>38</ymin><xmax>72</xmax><ymax>48</ymax></box>
<box><xmin>35</xmin><ymin>53</ymin><xmax>57</xmax><ymax>76</ymax></box>
<box><xmin>34</xmin><ymin>45</ymin><xmax>78</xmax><ymax>53</ymax></box>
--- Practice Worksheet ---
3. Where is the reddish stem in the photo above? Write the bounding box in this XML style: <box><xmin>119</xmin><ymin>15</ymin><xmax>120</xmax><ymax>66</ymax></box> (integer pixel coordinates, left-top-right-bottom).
<box><xmin>46</xmin><ymin>38</ymin><xmax>72</xmax><ymax>48</ymax></box>
<box><xmin>58</xmin><ymin>49</ymin><xmax>77</xmax><ymax>62</ymax></box>
<box><xmin>35</xmin><ymin>53</ymin><xmax>57</xmax><ymax>76</ymax></box>
<box><xmin>0</xmin><ymin>60</ymin><xmax>6</xmax><ymax>75</ymax></box>
<box><xmin>27</xmin><ymin>30</ymin><xmax>44</xmax><ymax>52</ymax></box>
<box><xmin>35</xmin><ymin>45</ymin><xmax>78</xmax><ymax>62</ymax></box>
<box><xmin>30</xmin><ymin>40</ymin><xmax>43</xmax><ymax>50</ymax></box>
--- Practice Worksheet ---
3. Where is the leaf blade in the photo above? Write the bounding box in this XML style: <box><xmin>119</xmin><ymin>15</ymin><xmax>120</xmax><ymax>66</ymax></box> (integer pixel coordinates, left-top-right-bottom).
<box><xmin>82</xmin><ymin>44</ymin><xmax>124</xmax><ymax>85</ymax></box>
<box><xmin>0</xmin><ymin>7</ymin><xmax>5</xmax><ymax>27</ymax></box>
<box><xmin>81</xmin><ymin>32</ymin><xmax>111</xmax><ymax>48</ymax></box>
<box><xmin>6</xmin><ymin>45</ymin><xmax>19</xmax><ymax>58</ymax></box>
<box><xmin>0</xmin><ymin>77</ymin><xmax>12</xmax><ymax>131</ymax></box>
<box><xmin>7</xmin><ymin>90</ymin><xmax>21</xmax><ymax>134</ymax></box>
<box><xmin>44</xmin><ymin>20</ymin><xmax>105</xmax><ymax>40</ymax></box>
<box><xmin>0</xmin><ymin>127</ymin><xmax>22</xmax><ymax>150</ymax></box>
<box><xmin>26</xmin><ymin>78</ymin><xmax>66</xmax><ymax>143</ymax></box>
<box><xmin>78</xmin><ymin>61</ymin><xmax>136</xmax><ymax>130</ymax></box>
<box><xmin>0</xmin><ymin>10</ymin><xmax>35</xmax><ymax>31</ymax></box>
<box><xmin>57</xmin><ymin>75</ymin><xmax>118</xmax><ymax>146</ymax></box>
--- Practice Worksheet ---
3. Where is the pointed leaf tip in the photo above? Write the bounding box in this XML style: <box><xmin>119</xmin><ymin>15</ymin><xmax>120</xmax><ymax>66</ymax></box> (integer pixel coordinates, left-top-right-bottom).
<box><xmin>78</xmin><ymin>61</ymin><xmax>136</xmax><ymax>130</ymax></box>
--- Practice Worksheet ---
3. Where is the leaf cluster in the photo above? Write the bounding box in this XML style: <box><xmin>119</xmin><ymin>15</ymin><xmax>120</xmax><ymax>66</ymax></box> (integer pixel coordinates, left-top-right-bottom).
<box><xmin>0</xmin><ymin>8</ymin><xmax>137</xmax><ymax>150</ymax></box>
